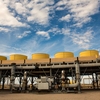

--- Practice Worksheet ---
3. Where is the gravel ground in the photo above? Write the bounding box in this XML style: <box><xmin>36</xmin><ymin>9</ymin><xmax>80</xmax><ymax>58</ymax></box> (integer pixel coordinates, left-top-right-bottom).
<box><xmin>0</xmin><ymin>90</ymin><xmax>100</xmax><ymax>100</ymax></box>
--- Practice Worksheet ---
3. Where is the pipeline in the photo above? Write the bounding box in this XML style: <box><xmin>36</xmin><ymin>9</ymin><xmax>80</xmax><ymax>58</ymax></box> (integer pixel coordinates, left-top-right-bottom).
<box><xmin>22</xmin><ymin>71</ymin><xmax>27</xmax><ymax>91</ymax></box>
<box><xmin>10</xmin><ymin>63</ymin><xmax>16</xmax><ymax>91</ymax></box>
<box><xmin>0</xmin><ymin>71</ymin><xmax>1</xmax><ymax>86</ymax></box>
<box><xmin>66</xmin><ymin>61</ymin><xmax>80</xmax><ymax>88</ymax></box>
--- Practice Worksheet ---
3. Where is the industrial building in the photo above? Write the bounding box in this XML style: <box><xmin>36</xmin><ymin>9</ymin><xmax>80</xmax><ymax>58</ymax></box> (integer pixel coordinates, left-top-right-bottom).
<box><xmin>0</xmin><ymin>50</ymin><xmax>100</xmax><ymax>93</ymax></box>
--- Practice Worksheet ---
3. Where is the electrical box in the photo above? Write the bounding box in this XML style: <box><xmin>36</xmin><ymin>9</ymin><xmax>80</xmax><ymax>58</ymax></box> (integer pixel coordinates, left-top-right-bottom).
<box><xmin>38</xmin><ymin>83</ymin><xmax>49</xmax><ymax>90</ymax></box>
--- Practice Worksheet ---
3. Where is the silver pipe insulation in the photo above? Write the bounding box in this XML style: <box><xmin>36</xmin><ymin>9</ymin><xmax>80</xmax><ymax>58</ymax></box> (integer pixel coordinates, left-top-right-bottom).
<box><xmin>22</xmin><ymin>71</ymin><xmax>27</xmax><ymax>91</ymax></box>
<box><xmin>66</xmin><ymin>61</ymin><xmax>80</xmax><ymax>88</ymax></box>
<box><xmin>0</xmin><ymin>71</ymin><xmax>1</xmax><ymax>85</ymax></box>
<box><xmin>10</xmin><ymin>65</ymin><xmax>16</xmax><ymax>90</ymax></box>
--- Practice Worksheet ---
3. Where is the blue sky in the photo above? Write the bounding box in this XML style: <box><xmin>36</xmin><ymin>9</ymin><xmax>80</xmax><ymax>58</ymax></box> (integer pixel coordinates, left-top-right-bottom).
<box><xmin>0</xmin><ymin>0</ymin><xmax>100</xmax><ymax>58</ymax></box>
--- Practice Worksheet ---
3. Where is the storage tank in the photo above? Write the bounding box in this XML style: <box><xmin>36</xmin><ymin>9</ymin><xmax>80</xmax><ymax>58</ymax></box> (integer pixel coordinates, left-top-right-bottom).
<box><xmin>10</xmin><ymin>54</ymin><xmax>27</xmax><ymax>60</ymax></box>
<box><xmin>32</xmin><ymin>53</ymin><xmax>49</xmax><ymax>59</ymax></box>
<box><xmin>0</xmin><ymin>56</ymin><xmax>7</xmax><ymax>60</ymax></box>
<box><xmin>79</xmin><ymin>50</ymin><xmax>99</xmax><ymax>58</ymax></box>
<box><xmin>54</xmin><ymin>52</ymin><xmax>74</xmax><ymax>58</ymax></box>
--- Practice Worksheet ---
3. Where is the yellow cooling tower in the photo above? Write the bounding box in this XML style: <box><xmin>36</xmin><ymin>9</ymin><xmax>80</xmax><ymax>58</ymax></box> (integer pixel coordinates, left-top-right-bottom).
<box><xmin>32</xmin><ymin>53</ymin><xmax>49</xmax><ymax>59</ymax></box>
<box><xmin>10</xmin><ymin>54</ymin><xmax>27</xmax><ymax>60</ymax></box>
<box><xmin>79</xmin><ymin>50</ymin><xmax>99</xmax><ymax>58</ymax></box>
<box><xmin>0</xmin><ymin>56</ymin><xmax>7</xmax><ymax>60</ymax></box>
<box><xmin>54</xmin><ymin>52</ymin><xmax>74</xmax><ymax>58</ymax></box>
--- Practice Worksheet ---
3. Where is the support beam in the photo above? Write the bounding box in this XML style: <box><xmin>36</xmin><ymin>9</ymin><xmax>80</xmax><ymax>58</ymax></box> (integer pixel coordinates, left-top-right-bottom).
<box><xmin>19</xmin><ymin>76</ymin><xmax>22</xmax><ymax>86</ymax></box>
<box><xmin>50</xmin><ymin>68</ymin><xmax>52</xmax><ymax>77</ymax></box>
<box><xmin>2</xmin><ymin>76</ymin><xmax>5</xmax><ymax>90</ymax></box>
<box><xmin>95</xmin><ymin>73</ymin><xmax>98</xmax><ymax>89</ymax></box>
<box><xmin>92</xmin><ymin>73</ymin><xmax>95</xmax><ymax>89</ymax></box>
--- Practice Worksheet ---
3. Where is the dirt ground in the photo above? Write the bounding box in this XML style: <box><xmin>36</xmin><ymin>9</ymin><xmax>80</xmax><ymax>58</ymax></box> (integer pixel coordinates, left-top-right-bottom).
<box><xmin>0</xmin><ymin>90</ymin><xmax>100</xmax><ymax>100</ymax></box>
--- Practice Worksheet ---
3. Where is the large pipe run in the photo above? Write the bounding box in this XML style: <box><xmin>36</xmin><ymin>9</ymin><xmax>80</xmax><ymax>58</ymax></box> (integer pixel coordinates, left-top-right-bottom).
<box><xmin>66</xmin><ymin>61</ymin><xmax>80</xmax><ymax>88</ymax></box>
<box><xmin>0</xmin><ymin>71</ymin><xmax>1</xmax><ymax>85</ymax></box>
<box><xmin>10</xmin><ymin>64</ymin><xmax>16</xmax><ymax>91</ymax></box>
<box><xmin>22</xmin><ymin>71</ymin><xmax>27</xmax><ymax>91</ymax></box>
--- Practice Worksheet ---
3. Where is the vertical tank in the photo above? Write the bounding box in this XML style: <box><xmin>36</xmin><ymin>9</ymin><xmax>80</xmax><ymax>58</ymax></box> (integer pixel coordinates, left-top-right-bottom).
<box><xmin>79</xmin><ymin>50</ymin><xmax>99</xmax><ymax>58</ymax></box>
<box><xmin>54</xmin><ymin>52</ymin><xmax>74</xmax><ymax>58</ymax></box>
<box><xmin>32</xmin><ymin>53</ymin><xmax>49</xmax><ymax>59</ymax></box>
<box><xmin>10</xmin><ymin>54</ymin><xmax>27</xmax><ymax>60</ymax></box>
<box><xmin>0</xmin><ymin>56</ymin><xmax>7</xmax><ymax>60</ymax></box>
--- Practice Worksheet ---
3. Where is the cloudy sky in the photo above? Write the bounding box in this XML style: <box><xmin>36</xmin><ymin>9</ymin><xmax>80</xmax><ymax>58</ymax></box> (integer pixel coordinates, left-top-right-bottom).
<box><xmin>0</xmin><ymin>0</ymin><xmax>100</xmax><ymax>58</ymax></box>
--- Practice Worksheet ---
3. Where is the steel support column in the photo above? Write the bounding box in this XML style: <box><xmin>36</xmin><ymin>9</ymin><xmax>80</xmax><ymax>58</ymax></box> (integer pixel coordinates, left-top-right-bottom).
<box><xmin>92</xmin><ymin>73</ymin><xmax>95</xmax><ymax>89</ymax></box>
<box><xmin>96</xmin><ymin>73</ymin><xmax>98</xmax><ymax>89</ymax></box>
<box><xmin>50</xmin><ymin>68</ymin><xmax>52</xmax><ymax>77</ymax></box>
<box><xmin>2</xmin><ymin>76</ymin><xmax>5</xmax><ymax>90</ymax></box>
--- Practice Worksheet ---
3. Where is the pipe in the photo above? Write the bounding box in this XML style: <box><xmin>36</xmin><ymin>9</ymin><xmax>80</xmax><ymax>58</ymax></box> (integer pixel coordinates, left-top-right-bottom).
<box><xmin>50</xmin><ymin>68</ymin><xmax>52</xmax><ymax>77</ymax></box>
<box><xmin>0</xmin><ymin>66</ymin><xmax>35</xmax><ymax>70</ymax></box>
<box><xmin>22</xmin><ymin>71</ymin><xmax>27</xmax><ymax>91</ymax></box>
<box><xmin>66</xmin><ymin>61</ymin><xmax>80</xmax><ymax>88</ymax></box>
<box><xmin>66</xmin><ymin>81</ymin><xmax>79</xmax><ymax>88</ymax></box>
<box><xmin>0</xmin><ymin>71</ymin><xmax>1</xmax><ymax>86</ymax></box>
<box><xmin>10</xmin><ymin>64</ymin><xmax>16</xmax><ymax>91</ymax></box>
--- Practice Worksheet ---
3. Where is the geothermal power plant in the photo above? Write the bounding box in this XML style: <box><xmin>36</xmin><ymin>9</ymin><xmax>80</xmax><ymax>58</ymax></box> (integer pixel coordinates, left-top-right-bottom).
<box><xmin>0</xmin><ymin>50</ymin><xmax>100</xmax><ymax>93</ymax></box>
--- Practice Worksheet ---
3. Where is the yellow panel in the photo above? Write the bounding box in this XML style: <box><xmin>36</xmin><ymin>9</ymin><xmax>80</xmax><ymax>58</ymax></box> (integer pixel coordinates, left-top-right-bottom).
<box><xmin>0</xmin><ymin>56</ymin><xmax>7</xmax><ymax>60</ymax></box>
<box><xmin>32</xmin><ymin>53</ymin><xmax>49</xmax><ymax>59</ymax></box>
<box><xmin>2</xmin><ymin>60</ymin><xmax>24</xmax><ymax>65</ymax></box>
<box><xmin>51</xmin><ymin>58</ymin><xmax>76</xmax><ymax>63</ymax></box>
<box><xmin>79</xmin><ymin>50</ymin><xmax>99</xmax><ymax>58</ymax></box>
<box><xmin>10</xmin><ymin>54</ymin><xmax>27</xmax><ymax>60</ymax></box>
<box><xmin>54</xmin><ymin>52</ymin><xmax>74</xmax><ymax>58</ymax></box>
<box><xmin>25</xmin><ymin>59</ymin><xmax>50</xmax><ymax>64</ymax></box>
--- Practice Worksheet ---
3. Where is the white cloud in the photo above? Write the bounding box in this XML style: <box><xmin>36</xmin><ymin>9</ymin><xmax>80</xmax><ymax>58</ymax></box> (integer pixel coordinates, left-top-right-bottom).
<box><xmin>0</xmin><ymin>44</ymin><xmax>25</xmax><ymax>58</ymax></box>
<box><xmin>73</xmin><ymin>17</ymin><xmax>91</xmax><ymax>27</ymax></box>
<box><xmin>0</xmin><ymin>27</ymin><xmax>10</xmax><ymax>32</ymax></box>
<box><xmin>27</xmin><ymin>7</ymin><xmax>50</xmax><ymax>25</ymax></box>
<box><xmin>62</xmin><ymin>28</ymin><xmax>70</xmax><ymax>35</ymax></box>
<box><xmin>36</xmin><ymin>31</ymin><xmax>50</xmax><ymax>39</ymax></box>
<box><xmin>0</xmin><ymin>35</ymin><xmax>56</xmax><ymax>58</ymax></box>
<box><xmin>15</xmin><ymin>2</ymin><xmax>28</xmax><ymax>15</ymax></box>
<box><xmin>48</xmin><ymin>27</ymin><xmax>61</xmax><ymax>35</ymax></box>
<box><xmin>48</xmin><ymin>27</ymin><xmax>70</xmax><ymax>36</ymax></box>
<box><xmin>71</xmin><ymin>30</ymin><xmax>93</xmax><ymax>49</ymax></box>
<box><xmin>55</xmin><ymin>0</ymin><xmax>67</xmax><ymax>7</ymax></box>
<box><xmin>56</xmin><ymin>7</ymin><xmax>65</xmax><ymax>11</ymax></box>
<box><xmin>27</xmin><ymin>0</ymin><xmax>54</xmax><ymax>25</ymax></box>
<box><xmin>2</xmin><ymin>44</ymin><xmax>24</xmax><ymax>52</ymax></box>
<box><xmin>0</xmin><ymin>1</ymin><xmax>26</xmax><ymax>27</ymax></box>
<box><xmin>69</xmin><ymin>0</ymin><xmax>99</xmax><ymax>27</ymax></box>
<box><xmin>1</xmin><ymin>0</ymin><xmax>54</xmax><ymax>28</ymax></box>
<box><xmin>17</xmin><ymin>31</ymin><xmax>31</xmax><ymax>39</ymax></box>
<box><xmin>56</xmin><ymin>0</ymin><xmax>100</xmax><ymax>27</ymax></box>
<box><xmin>59</xmin><ymin>14</ymin><xmax>71</xmax><ymax>22</ymax></box>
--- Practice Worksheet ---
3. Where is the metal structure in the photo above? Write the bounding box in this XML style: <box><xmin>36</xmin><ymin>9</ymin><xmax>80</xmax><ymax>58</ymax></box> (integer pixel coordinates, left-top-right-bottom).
<box><xmin>0</xmin><ymin>51</ymin><xmax>100</xmax><ymax>93</ymax></box>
